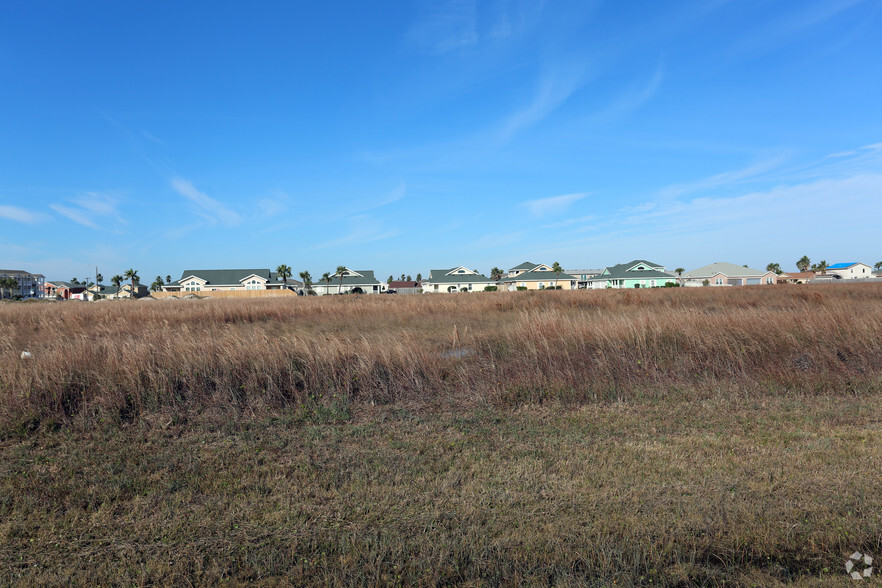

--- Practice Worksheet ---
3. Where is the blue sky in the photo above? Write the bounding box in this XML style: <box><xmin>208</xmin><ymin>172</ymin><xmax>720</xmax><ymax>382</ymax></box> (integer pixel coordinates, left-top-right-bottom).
<box><xmin>2</xmin><ymin>0</ymin><xmax>881</xmax><ymax>283</ymax></box>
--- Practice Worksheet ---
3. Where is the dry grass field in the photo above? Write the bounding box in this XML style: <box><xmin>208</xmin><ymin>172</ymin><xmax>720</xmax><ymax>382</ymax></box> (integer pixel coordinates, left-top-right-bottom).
<box><xmin>1</xmin><ymin>285</ymin><xmax>882</xmax><ymax>585</ymax></box>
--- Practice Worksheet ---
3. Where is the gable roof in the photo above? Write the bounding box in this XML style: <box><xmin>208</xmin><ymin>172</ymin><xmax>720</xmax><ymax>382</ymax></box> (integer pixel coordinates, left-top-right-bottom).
<box><xmin>508</xmin><ymin>261</ymin><xmax>536</xmax><ymax>271</ymax></box>
<box><xmin>827</xmin><ymin>262</ymin><xmax>862</xmax><ymax>270</ymax></box>
<box><xmin>502</xmin><ymin>267</ymin><xmax>576</xmax><ymax>282</ymax></box>
<box><xmin>324</xmin><ymin>269</ymin><xmax>381</xmax><ymax>286</ymax></box>
<box><xmin>425</xmin><ymin>268</ymin><xmax>494</xmax><ymax>284</ymax></box>
<box><xmin>682</xmin><ymin>262</ymin><xmax>770</xmax><ymax>279</ymax></box>
<box><xmin>176</xmin><ymin>269</ymin><xmax>278</xmax><ymax>286</ymax></box>
<box><xmin>591</xmin><ymin>260</ymin><xmax>674</xmax><ymax>281</ymax></box>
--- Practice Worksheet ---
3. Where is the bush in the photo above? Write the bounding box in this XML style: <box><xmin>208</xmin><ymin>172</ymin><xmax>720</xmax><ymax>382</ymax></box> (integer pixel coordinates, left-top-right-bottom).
<box><xmin>516</xmin><ymin>286</ymin><xmax>528</xmax><ymax>291</ymax></box>
<box><xmin>484</xmin><ymin>286</ymin><xmax>497</xmax><ymax>292</ymax></box>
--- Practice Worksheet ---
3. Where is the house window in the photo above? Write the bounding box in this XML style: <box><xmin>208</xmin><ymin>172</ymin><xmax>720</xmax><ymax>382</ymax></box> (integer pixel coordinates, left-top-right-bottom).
<box><xmin>715</xmin><ymin>278</ymin><xmax>723</xmax><ymax>285</ymax></box>
<box><xmin>650</xmin><ymin>280</ymin><xmax>656</xmax><ymax>287</ymax></box>
<box><xmin>766</xmin><ymin>277</ymin><xmax>773</xmax><ymax>284</ymax></box>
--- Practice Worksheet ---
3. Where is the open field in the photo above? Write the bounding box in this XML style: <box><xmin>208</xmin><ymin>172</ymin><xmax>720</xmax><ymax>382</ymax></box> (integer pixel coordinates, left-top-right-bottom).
<box><xmin>2</xmin><ymin>285</ymin><xmax>882</xmax><ymax>585</ymax></box>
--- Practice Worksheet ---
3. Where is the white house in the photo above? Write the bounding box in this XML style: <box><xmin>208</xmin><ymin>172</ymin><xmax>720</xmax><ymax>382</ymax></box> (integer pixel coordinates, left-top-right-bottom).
<box><xmin>422</xmin><ymin>266</ymin><xmax>495</xmax><ymax>293</ymax></box>
<box><xmin>680</xmin><ymin>262</ymin><xmax>777</xmax><ymax>287</ymax></box>
<box><xmin>826</xmin><ymin>262</ymin><xmax>873</xmax><ymax>280</ymax></box>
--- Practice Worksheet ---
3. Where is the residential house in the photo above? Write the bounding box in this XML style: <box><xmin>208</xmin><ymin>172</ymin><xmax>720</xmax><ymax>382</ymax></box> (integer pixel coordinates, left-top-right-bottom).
<box><xmin>422</xmin><ymin>267</ymin><xmax>495</xmax><ymax>293</ymax></box>
<box><xmin>826</xmin><ymin>262</ymin><xmax>873</xmax><ymax>280</ymax></box>
<box><xmin>0</xmin><ymin>269</ymin><xmax>45</xmax><ymax>298</ymax></box>
<box><xmin>777</xmin><ymin>271</ymin><xmax>816</xmax><ymax>284</ymax></box>
<box><xmin>388</xmin><ymin>280</ymin><xmax>422</xmax><ymax>295</ymax></box>
<box><xmin>565</xmin><ymin>268</ymin><xmax>604</xmax><ymax>289</ymax></box>
<box><xmin>501</xmin><ymin>263</ymin><xmax>577</xmax><ymax>290</ymax></box>
<box><xmin>311</xmin><ymin>268</ymin><xmax>384</xmax><ymax>295</ymax></box>
<box><xmin>585</xmin><ymin>260</ymin><xmax>677</xmax><ymax>289</ymax></box>
<box><xmin>680</xmin><ymin>262</ymin><xmax>777</xmax><ymax>287</ymax></box>
<box><xmin>45</xmin><ymin>280</ymin><xmax>77</xmax><ymax>299</ymax></box>
<box><xmin>162</xmin><ymin>269</ymin><xmax>298</xmax><ymax>293</ymax></box>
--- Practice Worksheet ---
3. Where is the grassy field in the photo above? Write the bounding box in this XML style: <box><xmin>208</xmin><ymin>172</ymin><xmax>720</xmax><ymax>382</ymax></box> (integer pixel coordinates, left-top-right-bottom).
<box><xmin>2</xmin><ymin>285</ymin><xmax>882</xmax><ymax>585</ymax></box>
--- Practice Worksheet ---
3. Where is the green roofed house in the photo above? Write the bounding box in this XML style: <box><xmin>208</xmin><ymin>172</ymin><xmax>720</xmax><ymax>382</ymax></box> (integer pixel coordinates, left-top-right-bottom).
<box><xmin>311</xmin><ymin>268</ymin><xmax>384</xmax><ymax>295</ymax></box>
<box><xmin>501</xmin><ymin>262</ymin><xmax>577</xmax><ymax>290</ymax></box>
<box><xmin>585</xmin><ymin>260</ymin><xmax>677</xmax><ymax>289</ymax></box>
<box><xmin>422</xmin><ymin>266</ymin><xmax>495</xmax><ymax>293</ymax></box>
<box><xmin>162</xmin><ymin>269</ymin><xmax>300</xmax><ymax>293</ymax></box>
<box><xmin>680</xmin><ymin>262</ymin><xmax>777</xmax><ymax>287</ymax></box>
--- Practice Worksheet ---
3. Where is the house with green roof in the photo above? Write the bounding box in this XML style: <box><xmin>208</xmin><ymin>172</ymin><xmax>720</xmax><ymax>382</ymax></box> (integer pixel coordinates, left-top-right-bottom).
<box><xmin>162</xmin><ymin>269</ymin><xmax>299</xmax><ymax>293</ymax></box>
<box><xmin>681</xmin><ymin>262</ymin><xmax>777</xmax><ymax>287</ymax></box>
<box><xmin>585</xmin><ymin>260</ymin><xmax>676</xmax><ymax>289</ymax></box>
<box><xmin>501</xmin><ymin>262</ymin><xmax>577</xmax><ymax>290</ymax></box>
<box><xmin>311</xmin><ymin>268</ymin><xmax>384</xmax><ymax>295</ymax></box>
<box><xmin>422</xmin><ymin>266</ymin><xmax>495</xmax><ymax>293</ymax></box>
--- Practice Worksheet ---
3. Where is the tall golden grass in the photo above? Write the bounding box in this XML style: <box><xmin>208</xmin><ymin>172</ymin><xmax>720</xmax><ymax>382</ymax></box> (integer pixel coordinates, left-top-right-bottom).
<box><xmin>2</xmin><ymin>283</ymin><xmax>882</xmax><ymax>431</ymax></box>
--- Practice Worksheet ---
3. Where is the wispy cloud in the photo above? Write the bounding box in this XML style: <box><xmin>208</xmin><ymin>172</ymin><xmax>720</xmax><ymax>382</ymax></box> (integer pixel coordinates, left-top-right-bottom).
<box><xmin>658</xmin><ymin>156</ymin><xmax>788</xmax><ymax>198</ymax></box>
<box><xmin>170</xmin><ymin>178</ymin><xmax>241</xmax><ymax>226</ymax></box>
<box><xmin>0</xmin><ymin>205</ymin><xmax>48</xmax><ymax>224</ymax></box>
<box><xmin>522</xmin><ymin>192</ymin><xmax>587</xmax><ymax>217</ymax></box>
<box><xmin>311</xmin><ymin>215</ymin><xmax>399</xmax><ymax>250</ymax></box>
<box><xmin>50</xmin><ymin>192</ymin><xmax>126</xmax><ymax>230</ymax></box>
<box><xmin>406</xmin><ymin>0</ymin><xmax>478</xmax><ymax>55</ymax></box>
<box><xmin>586</xmin><ymin>64</ymin><xmax>664</xmax><ymax>125</ymax></box>
<box><xmin>498</xmin><ymin>65</ymin><xmax>586</xmax><ymax>141</ymax></box>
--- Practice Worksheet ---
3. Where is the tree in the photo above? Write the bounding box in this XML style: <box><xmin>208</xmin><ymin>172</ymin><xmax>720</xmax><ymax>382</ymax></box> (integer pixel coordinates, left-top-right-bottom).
<box><xmin>70</xmin><ymin>277</ymin><xmax>81</xmax><ymax>286</ymax></box>
<box><xmin>95</xmin><ymin>273</ymin><xmax>103</xmax><ymax>285</ymax></box>
<box><xmin>406</xmin><ymin>275</ymin><xmax>412</xmax><ymax>282</ymax></box>
<box><xmin>111</xmin><ymin>275</ymin><xmax>123</xmax><ymax>292</ymax></box>
<box><xmin>321</xmin><ymin>272</ymin><xmax>332</xmax><ymax>292</ymax></box>
<box><xmin>276</xmin><ymin>264</ymin><xmax>292</xmax><ymax>289</ymax></box>
<box><xmin>150</xmin><ymin>276</ymin><xmax>164</xmax><ymax>292</ymax></box>
<box><xmin>490</xmin><ymin>267</ymin><xmax>503</xmax><ymax>281</ymax></box>
<box><xmin>766</xmin><ymin>263</ymin><xmax>782</xmax><ymax>275</ymax></box>
<box><xmin>796</xmin><ymin>256</ymin><xmax>811</xmax><ymax>272</ymax></box>
<box><xmin>416</xmin><ymin>273</ymin><xmax>422</xmax><ymax>282</ymax></box>
<box><xmin>387</xmin><ymin>275</ymin><xmax>393</xmax><ymax>284</ymax></box>
<box><xmin>165</xmin><ymin>275</ymin><xmax>172</xmax><ymax>284</ymax></box>
<box><xmin>875</xmin><ymin>261</ymin><xmax>882</xmax><ymax>272</ymax></box>
<box><xmin>123</xmin><ymin>268</ymin><xmax>139</xmax><ymax>298</ymax></box>
<box><xmin>299</xmin><ymin>270</ymin><xmax>312</xmax><ymax>292</ymax></box>
<box><xmin>811</xmin><ymin>260</ymin><xmax>828</xmax><ymax>274</ymax></box>
<box><xmin>551</xmin><ymin>261</ymin><xmax>563</xmax><ymax>287</ymax></box>
<box><xmin>400</xmin><ymin>273</ymin><xmax>406</xmax><ymax>281</ymax></box>
<box><xmin>336</xmin><ymin>266</ymin><xmax>347</xmax><ymax>294</ymax></box>
<box><xmin>0</xmin><ymin>277</ymin><xmax>18</xmax><ymax>299</ymax></box>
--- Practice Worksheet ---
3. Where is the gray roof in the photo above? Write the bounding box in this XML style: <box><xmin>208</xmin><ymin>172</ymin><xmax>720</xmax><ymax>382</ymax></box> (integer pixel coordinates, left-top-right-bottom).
<box><xmin>508</xmin><ymin>261</ymin><xmax>536</xmax><ymax>271</ymax></box>
<box><xmin>322</xmin><ymin>269</ymin><xmax>382</xmax><ymax>286</ymax></box>
<box><xmin>682</xmin><ymin>262</ymin><xmax>770</xmax><ymax>279</ymax></box>
<box><xmin>425</xmin><ymin>268</ymin><xmax>494</xmax><ymax>284</ymax></box>
<box><xmin>503</xmin><ymin>268</ymin><xmax>577</xmax><ymax>282</ymax></box>
<box><xmin>589</xmin><ymin>260</ymin><xmax>674</xmax><ymax>281</ymax></box>
<box><xmin>177</xmin><ymin>268</ymin><xmax>278</xmax><ymax>286</ymax></box>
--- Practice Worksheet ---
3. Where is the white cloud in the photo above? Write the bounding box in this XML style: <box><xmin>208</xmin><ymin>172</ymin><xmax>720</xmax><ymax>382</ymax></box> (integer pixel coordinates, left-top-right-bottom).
<box><xmin>498</xmin><ymin>65</ymin><xmax>586</xmax><ymax>141</ymax></box>
<box><xmin>171</xmin><ymin>178</ymin><xmax>241</xmax><ymax>226</ymax></box>
<box><xmin>0</xmin><ymin>205</ymin><xmax>48</xmax><ymax>224</ymax></box>
<box><xmin>406</xmin><ymin>0</ymin><xmax>478</xmax><ymax>55</ymax></box>
<box><xmin>522</xmin><ymin>192</ymin><xmax>587</xmax><ymax>217</ymax></box>
<box><xmin>311</xmin><ymin>215</ymin><xmax>399</xmax><ymax>249</ymax></box>
<box><xmin>658</xmin><ymin>156</ymin><xmax>788</xmax><ymax>198</ymax></box>
<box><xmin>50</xmin><ymin>192</ymin><xmax>126</xmax><ymax>230</ymax></box>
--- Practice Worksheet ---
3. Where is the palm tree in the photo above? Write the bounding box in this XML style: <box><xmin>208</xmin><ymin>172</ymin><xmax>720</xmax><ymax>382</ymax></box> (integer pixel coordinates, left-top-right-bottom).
<box><xmin>321</xmin><ymin>272</ymin><xmax>332</xmax><ymax>294</ymax></box>
<box><xmin>165</xmin><ymin>275</ymin><xmax>172</xmax><ymax>284</ymax></box>
<box><xmin>551</xmin><ymin>262</ymin><xmax>563</xmax><ymax>288</ymax></box>
<box><xmin>874</xmin><ymin>261</ymin><xmax>882</xmax><ymax>272</ymax></box>
<box><xmin>490</xmin><ymin>267</ymin><xmax>503</xmax><ymax>281</ymax></box>
<box><xmin>299</xmin><ymin>270</ymin><xmax>312</xmax><ymax>293</ymax></box>
<box><xmin>336</xmin><ymin>266</ymin><xmax>347</xmax><ymax>294</ymax></box>
<box><xmin>276</xmin><ymin>264</ymin><xmax>292</xmax><ymax>289</ymax></box>
<box><xmin>150</xmin><ymin>276</ymin><xmax>164</xmax><ymax>292</ymax></box>
<box><xmin>416</xmin><ymin>273</ymin><xmax>422</xmax><ymax>283</ymax></box>
<box><xmin>123</xmin><ymin>268</ymin><xmax>139</xmax><ymax>298</ymax></box>
<box><xmin>387</xmin><ymin>275</ymin><xmax>393</xmax><ymax>284</ymax></box>
<box><xmin>70</xmin><ymin>277</ymin><xmax>81</xmax><ymax>286</ymax></box>
<box><xmin>0</xmin><ymin>277</ymin><xmax>17</xmax><ymax>299</ymax></box>
<box><xmin>95</xmin><ymin>273</ymin><xmax>103</xmax><ymax>285</ymax></box>
<box><xmin>111</xmin><ymin>275</ymin><xmax>123</xmax><ymax>293</ymax></box>
<box><xmin>811</xmin><ymin>260</ymin><xmax>828</xmax><ymax>274</ymax></box>
<box><xmin>796</xmin><ymin>256</ymin><xmax>811</xmax><ymax>273</ymax></box>
<box><xmin>766</xmin><ymin>263</ymin><xmax>782</xmax><ymax>275</ymax></box>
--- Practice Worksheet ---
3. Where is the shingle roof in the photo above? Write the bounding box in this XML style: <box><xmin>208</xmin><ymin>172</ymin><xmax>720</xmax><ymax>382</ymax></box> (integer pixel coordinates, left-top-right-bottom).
<box><xmin>502</xmin><ymin>268</ymin><xmax>577</xmax><ymax>282</ymax></box>
<box><xmin>590</xmin><ymin>260</ymin><xmax>673</xmax><ymax>280</ymax></box>
<box><xmin>425</xmin><ymin>268</ymin><xmax>493</xmax><ymax>284</ymax></box>
<box><xmin>682</xmin><ymin>262</ymin><xmax>770</xmax><ymax>279</ymax></box>
<box><xmin>177</xmin><ymin>269</ymin><xmax>276</xmax><ymax>286</ymax></box>
<box><xmin>325</xmin><ymin>270</ymin><xmax>382</xmax><ymax>286</ymax></box>
<box><xmin>508</xmin><ymin>262</ymin><xmax>536</xmax><ymax>271</ymax></box>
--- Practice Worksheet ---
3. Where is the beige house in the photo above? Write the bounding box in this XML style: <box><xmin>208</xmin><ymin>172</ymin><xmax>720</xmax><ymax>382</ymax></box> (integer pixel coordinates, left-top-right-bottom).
<box><xmin>681</xmin><ymin>262</ymin><xmax>776</xmax><ymax>287</ymax></box>
<box><xmin>502</xmin><ymin>262</ymin><xmax>576</xmax><ymax>291</ymax></box>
